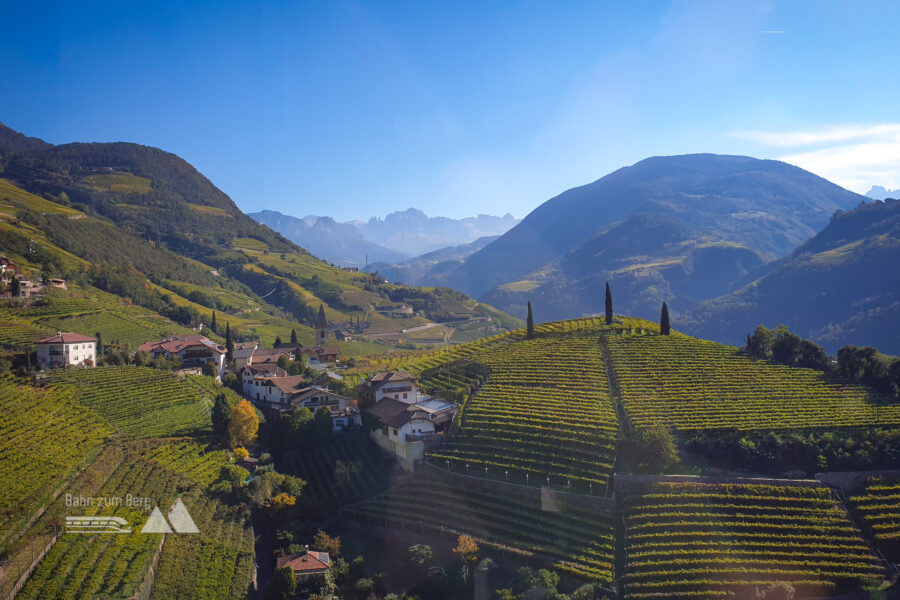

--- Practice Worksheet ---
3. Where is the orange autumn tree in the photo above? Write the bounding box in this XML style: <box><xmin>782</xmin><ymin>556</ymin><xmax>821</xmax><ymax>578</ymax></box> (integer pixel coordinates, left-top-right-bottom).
<box><xmin>228</xmin><ymin>399</ymin><xmax>258</xmax><ymax>448</ymax></box>
<box><xmin>453</xmin><ymin>534</ymin><xmax>479</xmax><ymax>581</ymax></box>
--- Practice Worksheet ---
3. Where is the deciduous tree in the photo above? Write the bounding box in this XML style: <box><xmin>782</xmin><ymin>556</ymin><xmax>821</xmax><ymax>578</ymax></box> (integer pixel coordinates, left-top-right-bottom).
<box><xmin>228</xmin><ymin>399</ymin><xmax>259</xmax><ymax>447</ymax></box>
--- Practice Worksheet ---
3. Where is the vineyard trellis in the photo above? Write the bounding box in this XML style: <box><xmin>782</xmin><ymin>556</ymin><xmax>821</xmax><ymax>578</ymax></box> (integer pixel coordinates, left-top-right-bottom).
<box><xmin>622</xmin><ymin>481</ymin><xmax>886</xmax><ymax>599</ymax></box>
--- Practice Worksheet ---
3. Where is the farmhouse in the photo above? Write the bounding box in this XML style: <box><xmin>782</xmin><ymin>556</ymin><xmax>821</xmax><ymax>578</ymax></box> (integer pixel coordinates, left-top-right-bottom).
<box><xmin>36</xmin><ymin>332</ymin><xmax>97</xmax><ymax>369</ymax></box>
<box><xmin>358</xmin><ymin>371</ymin><xmax>424</xmax><ymax>405</ymax></box>
<box><xmin>247</xmin><ymin>374</ymin><xmax>308</xmax><ymax>407</ymax></box>
<box><xmin>290</xmin><ymin>387</ymin><xmax>360</xmax><ymax>431</ymax></box>
<box><xmin>137</xmin><ymin>334</ymin><xmax>226</xmax><ymax>379</ymax></box>
<box><xmin>301</xmin><ymin>345</ymin><xmax>340</xmax><ymax>366</ymax></box>
<box><xmin>276</xmin><ymin>550</ymin><xmax>331</xmax><ymax>580</ymax></box>
<box><xmin>240</xmin><ymin>364</ymin><xmax>287</xmax><ymax>398</ymax></box>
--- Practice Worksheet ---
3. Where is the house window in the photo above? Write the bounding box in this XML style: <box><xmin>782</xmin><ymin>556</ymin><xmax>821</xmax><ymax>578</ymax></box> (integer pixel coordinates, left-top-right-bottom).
<box><xmin>403</xmin><ymin>393</ymin><xmax>407</xmax><ymax>399</ymax></box>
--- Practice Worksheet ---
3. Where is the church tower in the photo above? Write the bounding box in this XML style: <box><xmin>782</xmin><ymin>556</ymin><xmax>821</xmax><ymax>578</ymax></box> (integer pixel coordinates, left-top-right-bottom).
<box><xmin>315</xmin><ymin>304</ymin><xmax>329</xmax><ymax>346</ymax></box>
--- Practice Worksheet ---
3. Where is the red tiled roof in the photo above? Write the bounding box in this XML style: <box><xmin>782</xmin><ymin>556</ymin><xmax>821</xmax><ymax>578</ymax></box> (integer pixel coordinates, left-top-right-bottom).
<box><xmin>276</xmin><ymin>551</ymin><xmax>331</xmax><ymax>573</ymax></box>
<box><xmin>36</xmin><ymin>332</ymin><xmax>97</xmax><ymax>344</ymax></box>
<box><xmin>137</xmin><ymin>335</ymin><xmax>225</xmax><ymax>355</ymax></box>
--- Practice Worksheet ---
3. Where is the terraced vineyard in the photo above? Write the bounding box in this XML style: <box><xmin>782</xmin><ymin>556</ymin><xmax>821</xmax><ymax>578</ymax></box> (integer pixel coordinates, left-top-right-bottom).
<box><xmin>428</xmin><ymin>335</ymin><xmax>618</xmax><ymax>493</ymax></box>
<box><xmin>345</xmin><ymin>475</ymin><xmax>615</xmax><ymax>582</ymax></box>
<box><xmin>135</xmin><ymin>439</ymin><xmax>247</xmax><ymax>488</ymax></box>
<box><xmin>606</xmin><ymin>334</ymin><xmax>899</xmax><ymax>431</ymax></box>
<box><xmin>286</xmin><ymin>430</ymin><xmax>395</xmax><ymax>503</ymax></box>
<box><xmin>0</xmin><ymin>379</ymin><xmax>110</xmax><ymax>540</ymax></box>
<box><xmin>850</xmin><ymin>478</ymin><xmax>900</xmax><ymax>560</ymax></box>
<box><xmin>17</xmin><ymin>452</ymin><xmax>253</xmax><ymax>600</ymax></box>
<box><xmin>47</xmin><ymin>366</ymin><xmax>213</xmax><ymax>437</ymax></box>
<box><xmin>623</xmin><ymin>481</ymin><xmax>885</xmax><ymax>599</ymax></box>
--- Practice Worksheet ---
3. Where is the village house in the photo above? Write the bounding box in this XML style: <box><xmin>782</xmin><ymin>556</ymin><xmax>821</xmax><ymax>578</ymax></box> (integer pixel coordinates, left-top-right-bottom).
<box><xmin>240</xmin><ymin>364</ymin><xmax>287</xmax><ymax>398</ymax></box>
<box><xmin>47</xmin><ymin>278</ymin><xmax>67</xmax><ymax>290</ymax></box>
<box><xmin>232</xmin><ymin>341</ymin><xmax>259</xmax><ymax>370</ymax></box>
<box><xmin>358</xmin><ymin>370</ymin><xmax>424</xmax><ymax>405</ymax></box>
<box><xmin>246</xmin><ymin>373</ymin><xmax>308</xmax><ymax>406</ymax></box>
<box><xmin>276</xmin><ymin>550</ymin><xmax>331</xmax><ymax>581</ymax></box>
<box><xmin>243</xmin><ymin>366</ymin><xmax>359</xmax><ymax>431</ymax></box>
<box><xmin>251</xmin><ymin>346</ymin><xmax>297</xmax><ymax>365</ymax></box>
<box><xmin>301</xmin><ymin>345</ymin><xmax>340</xmax><ymax>367</ymax></box>
<box><xmin>36</xmin><ymin>332</ymin><xmax>97</xmax><ymax>369</ymax></box>
<box><xmin>290</xmin><ymin>386</ymin><xmax>360</xmax><ymax>431</ymax></box>
<box><xmin>361</xmin><ymin>371</ymin><xmax>456</xmax><ymax>470</ymax></box>
<box><xmin>334</xmin><ymin>329</ymin><xmax>353</xmax><ymax>342</ymax></box>
<box><xmin>137</xmin><ymin>334</ymin><xmax>226</xmax><ymax>379</ymax></box>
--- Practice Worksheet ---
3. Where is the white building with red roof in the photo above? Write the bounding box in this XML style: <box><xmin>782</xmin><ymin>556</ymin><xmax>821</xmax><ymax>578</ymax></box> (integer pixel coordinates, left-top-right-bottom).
<box><xmin>137</xmin><ymin>335</ymin><xmax>226</xmax><ymax>379</ymax></box>
<box><xmin>35</xmin><ymin>332</ymin><xmax>97</xmax><ymax>369</ymax></box>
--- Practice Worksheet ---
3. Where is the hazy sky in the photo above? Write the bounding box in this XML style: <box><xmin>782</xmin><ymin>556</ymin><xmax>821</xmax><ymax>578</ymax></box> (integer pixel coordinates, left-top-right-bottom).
<box><xmin>3</xmin><ymin>1</ymin><xmax>900</xmax><ymax>220</ymax></box>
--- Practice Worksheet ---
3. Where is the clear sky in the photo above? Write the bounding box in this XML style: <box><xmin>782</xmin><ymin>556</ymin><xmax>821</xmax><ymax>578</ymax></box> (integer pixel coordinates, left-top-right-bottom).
<box><xmin>2</xmin><ymin>1</ymin><xmax>899</xmax><ymax>220</ymax></box>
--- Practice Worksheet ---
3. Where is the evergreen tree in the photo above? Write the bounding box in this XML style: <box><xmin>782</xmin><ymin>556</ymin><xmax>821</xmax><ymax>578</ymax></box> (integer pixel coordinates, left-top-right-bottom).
<box><xmin>605</xmin><ymin>282</ymin><xmax>613</xmax><ymax>325</ymax></box>
<box><xmin>660</xmin><ymin>302</ymin><xmax>670</xmax><ymax>335</ymax></box>
<box><xmin>225</xmin><ymin>321</ymin><xmax>234</xmax><ymax>361</ymax></box>
<box><xmin>526</xmin><ymin>301</ymin><xmax>534</xmax><ymax>339</ymax></box>
<box><xmin>211</xmin><ymin>310</ymin><xmax>218</xmax><ymax>334</ymax></box>
<box><xmin>274</xmin><ymin>335</ymin><xmax>283</xmax><ymax>346</ymax></box>
<box><xmin>95</xmin><ymin>331</ymin><xmax>103</xmax><ymax>357</ymax></box>
<box><xmin>290</xmin><ymin>329</ymin><xmax>298</xmax><ymax>345</ymax></box>
<box><xmin>211</xmin><ymin>392</ymin><xmax>234</xmax><ymax>437</ymax></box>
<box><xmin>10</xmin><ymin>277</ymin><xmax>20</xmax><ymax>298</ymax></box>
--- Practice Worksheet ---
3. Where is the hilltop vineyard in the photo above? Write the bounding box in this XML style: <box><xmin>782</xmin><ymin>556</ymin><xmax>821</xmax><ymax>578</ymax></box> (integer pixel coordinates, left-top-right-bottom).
<box><xmin>606</xmin><ymin>335</ymin><xmax>899</xmax><ymax>432</ymax></box>
<box><xmin>623</xmin><ymin>481</ymin><xmax>884</xmax><ymax>599</ymax></box>
<box><xmin>427</xmin><ymin>335</ymin><xmax>618</xmax><ymax>492</ymax></box>
<box><xmin>344</xmin><ymin>475</ymin><xmax>615</xmax><ymax>582</ymax></box>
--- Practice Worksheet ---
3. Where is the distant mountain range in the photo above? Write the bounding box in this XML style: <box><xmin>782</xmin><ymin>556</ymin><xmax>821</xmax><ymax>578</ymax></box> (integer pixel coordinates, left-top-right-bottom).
<box><xmin>364</xmin><ymin>235</ymin><xmax>499</xmax><ymax>285</ymax></box>
<box><xmin>866</xmin><ymin>185</ymin><xmax>900</xmax><ymax>200</ymax></box>
<box><xmin>249</xmin><ymin>210</ymin><xmax>409</xmax><ymax>267</ymax></box>
<box><xmin>434</xmin><ymin>154</ymin><xmax>863</xmax><ymax>323</ymax></box>
<box><xmin>250</xmin><ymin>207</ymin><xmax>519</xmax><ymax>268</ymax></box>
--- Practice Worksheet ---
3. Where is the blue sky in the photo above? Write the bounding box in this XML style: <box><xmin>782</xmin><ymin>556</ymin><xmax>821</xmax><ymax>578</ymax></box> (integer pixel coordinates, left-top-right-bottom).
<box><xmin>3</xmin><ymin>1</ymin><xmax>900</xmax><ymax>220</ymax></box>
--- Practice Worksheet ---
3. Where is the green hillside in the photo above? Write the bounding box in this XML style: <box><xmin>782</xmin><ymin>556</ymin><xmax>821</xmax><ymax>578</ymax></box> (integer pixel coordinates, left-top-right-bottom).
<box><xmin>0</xmin><ymin>135</ymin><xmax>518</xmax><ymax>352</ymax></box>
<box><xmin>683</xmin><ymin>198</ymin><xmax>900</xmax><ymax>354</ymax></box>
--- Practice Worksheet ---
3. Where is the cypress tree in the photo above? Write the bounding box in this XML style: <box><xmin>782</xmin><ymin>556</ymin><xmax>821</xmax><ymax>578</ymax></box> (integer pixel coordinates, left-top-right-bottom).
<box><xmin>10</xmin><ymin>277</ymin><xmax>20</xmax><ymax>298</ymax></box>
<box><xmin>604</xmin><ymin>282</ymin><xmax>613</xmax><ymax>325</ymax></box>
<box><xmin>95</xmin><ymin>331</ymin><xmax>103</xmax><ymax>357</ymax></box>
<box><xmin>275</xmin><ymin>335</ymin><xmax>283</xmax><ymax>346</ymax></box>
<box><xmin>660</xmin><ymin>301</ymin><xmax>670</xmax><ymax>335</ymax></box>
<box><xmin>526</xmin><ymin>301</ymin><xmax>534</xmax><ymax>339</ymax></box>
<box><xmin>225</xmin><ymin>321</ymin><xmax>234</xmax><ymax>361</ymax></box>
<box><xmin>211</xmin><ymin>310</ymin><xmax>218</xmax><ymax>334</ymax></box>
<box><xmin>290</xmin><ymin>329</ymin><xmax>298</xmax><ymax>345</ymax></box>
